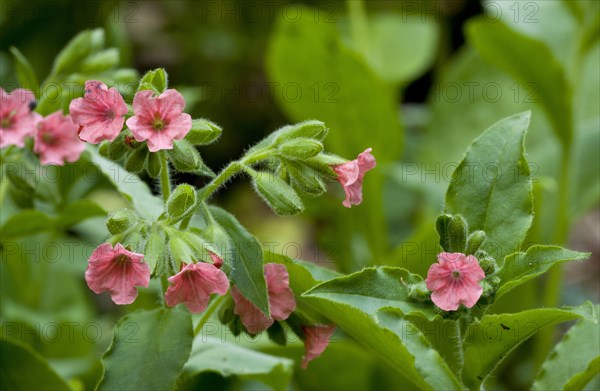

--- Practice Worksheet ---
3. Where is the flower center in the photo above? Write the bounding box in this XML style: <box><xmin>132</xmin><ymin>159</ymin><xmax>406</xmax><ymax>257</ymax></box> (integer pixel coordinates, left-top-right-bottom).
<box><xmin>451</xmin><ymin>269</ymin><xmax>461</xmax><ymax>280</ymax></box>
<box><xmin>152</xmin><ymin>113</ymin><xmax>166</xmax><ymax>131</ymax></box>
<box><xmin>1</xmin><ymin>110</ymin><xmax>17</xmax><ymax>129</ymax></box>
<box><xmin>115</xmin><ymin>254</ymin><xmax>130</xmax><ymax>265</ymax></box>
<box><xmin>41</xmin><ymin>131</ymin><xmax>56</xmax><ymax>145</ymax></box>
<box><xmin>105</xmin><ymin>109</ymin><xmax>116</xmax><ymax>120</ymax></box>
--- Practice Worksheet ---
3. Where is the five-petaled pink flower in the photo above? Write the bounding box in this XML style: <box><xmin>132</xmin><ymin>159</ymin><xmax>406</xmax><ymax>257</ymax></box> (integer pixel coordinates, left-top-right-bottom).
<box><xmin>1</xmin><ymin>88</ymin><xmax>41</xmax><ymax>148</ymax></box>
<box><xmin>85</xmin><ymin>243</ymin><xmax>150</xmax><ymax>305</ymax></box>
<box><xmin>69</xmin><ymin>80</ymin><xmax>128</xmax><ymax>144</ymax></box>
<box><xmin>34</xmin><ymin>111</ymin><xmax>86</xmax><ymax>165</ymax></box>
<box><xmin>165</xmin><ymin>262</ymin><xmax>229</xmax><ymax>313</ymax></box>
<box><xmin>301</xmin><ymin>324</ymin><xmax>336</xmax><ymax>369</ymax></box>
<box><xmin>125</xmin><ymin>89</ymin><xmax>192</xmax><ymax>152</ymax></box>
<box><xmin>231</xmin><ymin>263</ymin><xmax>296</xmax><ymax>334</ymax></box>
<box><xmin>425</xmin><ymin>252</ymin><xmax>485</xmax><ymax>311</ymax></box>
<box><xmin>332</xmin><ymin>148</ymin><xmax>376</xmax><ymax>208</ymax></box>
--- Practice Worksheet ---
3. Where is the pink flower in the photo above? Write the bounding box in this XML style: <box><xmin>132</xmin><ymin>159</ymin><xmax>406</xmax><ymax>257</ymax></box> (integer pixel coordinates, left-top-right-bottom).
<box><xmin>34</xmin><ymin>111</ymin><xmax>86</xmax><ymax>165</ymax></box>
<box><xmin>69</xmin><ymin>80</ymin><xmax>128</xmax><ymax>144</ymax></box>
<box><xmin>301</xmin><ymin>324</ymin><xmax>336</xmax><ymax>369</ymax></box>
<box><xmin>1</xmin><ymin>88</ymin><xmax>41</xmax><ymax>148</ymax></box>
<box><xmin>85</xmin><ymin>243</ymin><xmax>150</xmax><ymax>305</ymax></box>
<box><xmin>231</xmin><ymin>263</ymin><xmax>296</xmax><ymax>334</ymax></box>
<box><xmin>125</xmin><ymin>89</ymin><xmax>192</xmax><ymax>152</ymax></box>
<box><xmin>332</xmin><ymin>148</ymin><xmax>376</xmax><ymax>208</ymax></box>
<box><xmin>165</xmin><ymin>262</ymin><xmax>229</xmax><ymax>313</ymax></box>
<box><xmin>425</xmin><ymin>252</ymin><xmax>485</xmax><ymax>311</ymax></box>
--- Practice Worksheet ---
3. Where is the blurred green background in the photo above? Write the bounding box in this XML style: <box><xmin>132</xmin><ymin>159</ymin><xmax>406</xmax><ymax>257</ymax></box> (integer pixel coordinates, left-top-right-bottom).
<box><xmin>1</xmin><ymin>1</ymin><xmax>598</xmax><ymax>390</ymax></box>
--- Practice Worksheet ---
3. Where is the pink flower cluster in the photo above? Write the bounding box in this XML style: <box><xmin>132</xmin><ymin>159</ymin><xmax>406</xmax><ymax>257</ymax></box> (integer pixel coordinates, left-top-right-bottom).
<box><xmin>84</xmin><ymin>243</ymin><xmax>334</xmax><ymax>367</ymax></box>
<box><xmin>70</xmin><ymin>80</ymin><xmax>192</xmax><ymax>152</ymax></box>
<box><xmin>1</xmin><ymin>80</ymin><xmax>193</xmax><ymax>165</ymax></box>
<box><xmin>1</xmin><ymin>88</ymin><xmax>84</xmax><ymax>165</ymax></box>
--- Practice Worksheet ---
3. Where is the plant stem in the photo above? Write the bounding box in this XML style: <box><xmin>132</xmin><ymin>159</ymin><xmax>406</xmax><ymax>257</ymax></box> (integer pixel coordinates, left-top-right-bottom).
<box><xmin>347</xmin><ymin>0</ymin><xmax>369</xmax><ymax>54</ymax></box>
<box><xmin>194</xmin><ymin>294</ymin><xmax>226</xmax><ymax>336</ymax></box>
<box><xmin>159</xmin><ymin>152</ymin><xmax>171</xmax><ymax>202</ymax></box>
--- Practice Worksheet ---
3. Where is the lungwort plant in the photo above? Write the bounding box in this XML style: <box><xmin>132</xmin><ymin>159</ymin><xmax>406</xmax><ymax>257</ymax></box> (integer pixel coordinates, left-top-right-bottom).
<box><xmin>1</xmin><ymin>28</ymin><xmax>598</xmax><ymax>391</ymax></box>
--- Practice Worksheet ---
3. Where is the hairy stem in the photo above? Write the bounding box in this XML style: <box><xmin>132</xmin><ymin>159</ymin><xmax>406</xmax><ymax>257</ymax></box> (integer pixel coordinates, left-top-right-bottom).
<box><xmin>159</xmin><ymin>151</ymin><xmax>171</xmax><ymax>202</ymax></box>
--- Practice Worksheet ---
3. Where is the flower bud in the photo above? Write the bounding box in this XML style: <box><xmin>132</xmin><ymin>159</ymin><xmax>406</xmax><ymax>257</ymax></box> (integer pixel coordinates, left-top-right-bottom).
<box><xmin>166</xmin><ymin>184</ymin><xmax>198</xmax><ymax>223</ymax></box>
<box><xmin>250</xmin><ymin>170</ymin><xmax>304</xmax><ymax>216</ymax></box>
<box><xmin>106</xmin><ymin>209</ymin><xmax>138</xmax><ymax>235</ymax></box>
<box><xmin>276</xmin><ymin>120</ymin><xmax>328</xmax><ymax>142</ymax></box>
<box><xmin>167</xmin><ymin>140</ymin><xmax>214</xmax><ymax>176</ymax></box>
<box><xmin>185</xmin><ymin>119</ymin><xmax>222</xmax><ymax>146</ymax></box>
<box><xmin>466</xmin><ymin>230</ymin><xmax>486</xmax><ymax>255</ymax></box>
<box><xmin>435</xmin><ymin>214</ymin><xmax>453</xmax><ymax>251</ymax></box>
<box><xmin>278</xmin><ymin>138</ymin><xmax>323</xmax><ymax>160</ymax></box>
<box><xmin>138</xmin><ymin>68</ymin><xmax>168</xmax><ymax>94</ymax></box>
<box><xmin>448</xmin><ymin>215</ymin><xmax>468</xmax><ymax>253</ymax></box>
<box><xmin>124</xmin><ymin>147</ymin><xmax>148</xmax><ymax>173</ymax></box>
<box><xmin>288</xmin><ymin>163</ymin><xmax>326</xmax><ymax>197</ymax></box>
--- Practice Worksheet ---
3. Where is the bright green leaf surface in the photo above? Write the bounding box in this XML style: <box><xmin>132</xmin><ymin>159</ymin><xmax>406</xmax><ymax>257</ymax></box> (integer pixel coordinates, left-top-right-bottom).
<box><xmin>98</xmin><ymin>308</ymin><xmax>193</xmax><ymax>391</ymax></box>
<box><xmin>445</xmin><ymin>111</ymin><xmax>533</xmax><ymax>260</ymax></box>
<box><xmin>532</xmin><ymin>305</ymin><xmax>599</xmax><ymax>391</ymax></box>
<box><xmin>496</xmin><ymin>245</ymin><xmax>590</xmax><ymax>298</ymax></box>
<box><xmin>183</xmin><ymin>336</ymin><xmax>293</xmax><ymax>391</ymax></box>
<box><xmin>462</xmin><ymin>302</ymin><xmax>596</xmax><ymax>389</ymax></box>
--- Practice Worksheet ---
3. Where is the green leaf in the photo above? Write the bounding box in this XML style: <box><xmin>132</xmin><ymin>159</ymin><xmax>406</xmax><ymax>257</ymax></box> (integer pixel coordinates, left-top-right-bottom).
<box><xmin>362</xmin><ymin>14</ymin><xmax>439</xmax><ymax>83</ymax></box>
<box><xmin>304</xmin><ymin>267</ymin><xmax>438</xmax><ymax>322</ymax></box>
<box><xmin>52</xmin><ymin>28</ymin><xmax>104</xmax><ymax>76</ymax></box>
<box><xmin>98</xmin><ymin>308</ymin><xmax>193</xmax><ymax>391</ymax></box>
<box><xmin>301</xmin><ymin>267</ymin><xmax>460</xmax><ymax>390</ymax></box>
<box><xmin>124</xmin><ymin>147</ymin><xmax>147</xmax><ymax>173</ymax></box>
<box><xmin>9</xmin><ymin>47</ymin><xmax>38</xmax><ymax>91</ymax></box>
<box><xmin>267</xmin><ymin>5</ymin><xmax>402</xmax><ymax>163</ymax></box>
<box><xmin>496</xmin><ymin>245</ymin><xmax>590</xmax><ymax>299</ymax></box>
<box><xmin>144</xmin><ymin>225</ymin><xmax>165</xmax><ymax>274</ymax></box>
<box><xmin>80</xmin><ymin>48</ymin><xmax>119</xmax><ymax>73</ymax></box>
<box><xmin>88</xmin><ymin>148</ymin><xmax>164</xmax><ymax>220</ymax></box>
<box><xmin>138</xmin><ymin>68</ymin><xmax>168</xmax><ymax>93</ymax></box>
<box><xmin>287</xmin><ymin>162</ymin><xmax>327</xmax><ymax>197</ymax></box>
<box><xmin>0</xmin><ymin>338</ymin><xmax>72</xmax><ymax>390</ymax></box>
<box><xmin>533</xmin><ymin>305</ymin><xmax>600</xmax><ymax>391</ymax></box>
<box><xmin>0</xmin><ymin>210</ymin><xmax>54</xmax><ymax>241</ymax></box>
<box><xmin>445</xmin><ymin>112</ymin><xmax>533</xmax><ymax>260</ymax></box>
<box><xmin>250</xmin><ymin>170</ymin><xmax>304</xmax><ymax>216</ymax></box>
<box><xmin>462</xmin><ymin>302</ymin><xmax>596</xmax><ymax>389</ymax></box>
<box><xmin>57</xmin><ymin>199</ymin><xmax>106</xmax><ymax>229</ymax></box>
<box><xmin>185</xmin><ymin>119</ymin><xmax>222</xmax><ymax>146</ymax></box>
<box><xmin>166</xmin><ymin>184</ymin><xmax>198</xmax><ymax>223</ymax></box>
<box><xmin>209</xmin><ymin>206</ymin><xmax>269</xmax><ymax>316</ymax></box>
<box><xmin>466</xmin><ymin>19</ymin><xmax>573</xmax><ymax>146</ymax></box>
<box><xmin>182</xmin><ymin>336</ymin><xmax>293</xmax><ymax>391</ymax></box>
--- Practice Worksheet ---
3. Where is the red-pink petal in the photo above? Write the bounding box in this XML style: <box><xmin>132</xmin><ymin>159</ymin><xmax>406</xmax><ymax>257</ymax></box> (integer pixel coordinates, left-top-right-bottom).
<box><xmin>301</xmin><ymin>324</ymin><xmax>336</xmax><ymax>369</ymax></box>
<box><xmin>69</xmin><ymin>80</ymin><xmax>127</xmax><ymax>144</ymax></box>
<box><xmin>165</xmin><ymin>262</ymin><xmax>229</xmax><ymax>313</ymax></box>
<box><xmin>332</xmin><ymin>148</ymin><xmax>376</xmax><ymax>208</ymax></box>
<box><xmin>84</xmin><ymin>243</ymin><xmax>150</xmax><ymax>305</ymax></box>
<box><xmin>33</xmin><ymin>111</ymin><xmax>86</xmax><ymax>165</ymax></box>
<box><xmin>1</xmin><ymin>88</ymin><xmax>40</xmax><ymax>148</ymax></box>
<box><xmin>231</xmin><ymin>286</ymin><xmax>274</xmax><ymax>334</ymax></box>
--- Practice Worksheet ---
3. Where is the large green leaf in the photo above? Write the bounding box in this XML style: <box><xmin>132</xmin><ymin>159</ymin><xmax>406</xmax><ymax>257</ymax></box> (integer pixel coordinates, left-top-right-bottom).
<box><xmin>462</xmin><ymin>302</ymin><xmax>596</xmax><ymax>389</ymax></box>
<box><xmin>302</xmin><ymin>268</ymin><xmax>460</xmax><ymax>390</ymax></box>
<box><xmin>182</xmin><ymin>336</ymin><xmax>293</xmax><ymax>391</ymax></box>
<box><xmin>532</xmin><ymin>304</ymin><xmax>599</xmax><ymax>391</ymax></box>
<box><xmin>304</xmin><ymin>267</ymin><xmax>437</xmax><ymax>320</ymax></box>
<box><xmin>445</xmin><ymin>112</ymin><xmax>533</xmax><ymax>260</ymax></box>
<box><xmin>0</xmin><ymin>338</ymin><xmax>72</xmax><ymax>390</ymax></box>
<box><xmin>87</xmin><ymin>148</ymin><xmax>163</xmax><ymax>220</ymax></box>
<box><xmin>9</xmin><ymin>47</ymin><xmax>39</xmax><ymax>91</ymax></box>
<box><xmin>360</xmin><ymin>14</ymin><xmax>439</xmax><ymax>84</ymax></box>
<box><xmin>0</xmin><ymin>210</ymin><xmax>54</xmax><ymax>240</ymax></box>
<box><xmin>97</xmin><ymin>308</ymin><xmax>193</xmax><ymax>391</ymax></box>
<box><xmin>209</xmin><ymin>206</ymin><xmax>269</xmax><ymax>316</ymax></box>
<box><xmin>496</xmin><ymin>245</ymin><xmax>590</xmax><ymax>298</ymax></box>
<box><xmin>466</xmin><ymin>19</ymin><xmax>573</xmax><ymax>147</ymax></box>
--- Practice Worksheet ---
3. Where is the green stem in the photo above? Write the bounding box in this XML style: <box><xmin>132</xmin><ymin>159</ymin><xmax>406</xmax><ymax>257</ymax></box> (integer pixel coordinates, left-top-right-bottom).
<box><xmin>194</xmin><ymin>294</ymin><xmax>226</xmax><ymax>336</ymax></box>
<box><xmin>347</xmin><ymin>0</ymin><xmax>369</xmax><ymax>54</ymax></box>
<box><xmin>200</xmin><ymin>161</ymin><xmax>242</xmax><ymax>202</ymax></box>
<box><xmin>159</xmin><ymin>152</ymin><xmax>171</xmax><ymax>202</ymax></box>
